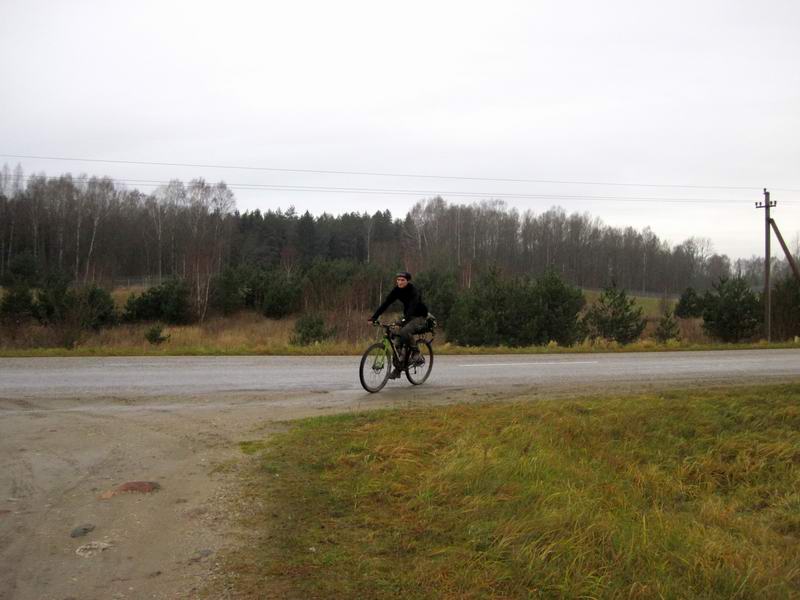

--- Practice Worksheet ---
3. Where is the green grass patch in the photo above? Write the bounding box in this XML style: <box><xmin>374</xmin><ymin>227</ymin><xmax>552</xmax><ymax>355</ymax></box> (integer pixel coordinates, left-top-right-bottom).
<box><xmin>239</xmin><ymin>439</ymin><xmax>269</xmax><ymax>455</ymax></box>
<box><xmin>230</xmin><ymin>384</ymin><xmax>800</xmax><ymax>599</ymax></box>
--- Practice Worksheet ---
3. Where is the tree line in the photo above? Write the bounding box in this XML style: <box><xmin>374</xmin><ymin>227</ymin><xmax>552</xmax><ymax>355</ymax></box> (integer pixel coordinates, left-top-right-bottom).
<box><xmin>1</xmin><ymin>165</ymin><xmax>798</xmax><ymax>322</ymax></box>
<box><xmin>0</xmin><ymin>165</ymin><xmax>783</xmax><ymax>294</ymax></box>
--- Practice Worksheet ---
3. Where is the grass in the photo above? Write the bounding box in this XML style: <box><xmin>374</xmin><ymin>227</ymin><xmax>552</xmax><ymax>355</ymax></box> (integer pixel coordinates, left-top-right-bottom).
<box><xmin>0</xmin><ymin>322</ymin><xmax>796</xmax><ymax>357</ymax></box>
<box><xmin>1</xmin><ymin>331</ymin><xmax>797</xmax><ymax>357</ymax></box>
<box><xmin>221</xmin><ymin>384</ymin><xmax>800</xmax><ymax>599</ymax></box>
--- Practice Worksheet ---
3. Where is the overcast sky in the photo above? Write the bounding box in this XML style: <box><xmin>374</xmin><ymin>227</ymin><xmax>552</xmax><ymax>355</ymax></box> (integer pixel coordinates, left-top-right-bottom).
<box><xmin>2</xmin><ymin>0</ymin><xmax>798</xmax><ymax>260</ymax></box>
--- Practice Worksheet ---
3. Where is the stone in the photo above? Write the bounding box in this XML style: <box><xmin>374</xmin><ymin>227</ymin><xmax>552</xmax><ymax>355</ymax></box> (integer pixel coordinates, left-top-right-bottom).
<box><xmin>188</xmin><ymin>549</ymin><xmax>213</xmax><ymax>563</ymax></box>
<box><xmin>99</xmin><ymin>481</ymin><xmax>161</xmax><ymax>499</ymax></box>
<box><xmin>70</xmin><ymin>524</ymin><xmax>95</xmax><ymax>538</ymax></box>
<box><xmin>76</xmin><ymin>541</ymin><xmax>112</xmax><ymax>557</ymax></box>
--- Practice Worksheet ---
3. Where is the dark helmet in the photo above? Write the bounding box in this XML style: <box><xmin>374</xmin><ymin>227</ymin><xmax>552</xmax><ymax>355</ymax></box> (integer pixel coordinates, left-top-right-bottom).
<box><xmin>395</xmin><ymin>271</ymin><xmax>412</xmax><ymax>281</ymax></box>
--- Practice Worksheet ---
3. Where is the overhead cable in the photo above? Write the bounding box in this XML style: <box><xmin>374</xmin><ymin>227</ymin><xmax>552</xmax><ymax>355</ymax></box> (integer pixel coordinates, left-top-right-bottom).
<box><xmin>3</xmin><ymin>152</ymin><xmax>798</xmax><ymax>193</ymax></box>
<box><xmin>14</xmin><ymin>174</ymin><xmax>799</xmax><ymax>205</ymax></box>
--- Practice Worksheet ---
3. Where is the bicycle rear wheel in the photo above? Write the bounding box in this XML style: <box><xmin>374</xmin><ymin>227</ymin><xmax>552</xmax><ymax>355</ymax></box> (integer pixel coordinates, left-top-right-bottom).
<box><xmin>359</xmin><ymin>342</ymin><xmax>391</xmax><ymax>393</ymax></box>
<box><xmin>405</xmin><ymin>340</ymin><xmax>433</xmax><ymax>385</ymax></box>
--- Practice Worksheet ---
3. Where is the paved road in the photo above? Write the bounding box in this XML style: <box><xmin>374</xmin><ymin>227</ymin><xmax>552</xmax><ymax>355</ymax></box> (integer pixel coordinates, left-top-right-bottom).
<box><xmin>1</xmin><ymin>349</ymin><xmax>798</xmax><ymax>399</ymax></box>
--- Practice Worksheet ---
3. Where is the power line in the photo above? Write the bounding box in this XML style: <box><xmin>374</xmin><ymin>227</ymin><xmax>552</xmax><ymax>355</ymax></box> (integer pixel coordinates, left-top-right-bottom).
<box><xmin>16</xmin><ymin>173</ymin><xmax>799</xmax><ymax>205</ymax></box>
<box><xmin>3</xmin><ymin>152</ymin><xmax>798</xmax><ymax>193</ymax></box>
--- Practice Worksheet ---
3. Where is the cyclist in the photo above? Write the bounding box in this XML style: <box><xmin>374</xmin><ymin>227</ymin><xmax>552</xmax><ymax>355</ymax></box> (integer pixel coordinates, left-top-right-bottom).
<box><xmin>367</xmin><ymin>271</ymin><xmax>429</xmax><ymax>379</ymax></box>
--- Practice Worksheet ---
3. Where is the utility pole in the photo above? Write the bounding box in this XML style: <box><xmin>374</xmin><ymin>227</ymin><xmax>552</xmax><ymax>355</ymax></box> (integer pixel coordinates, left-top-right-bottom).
<box><xmin>755</xmin><ymin>189</ymin><xmax>776</xmax><ymax>341</ymax></box>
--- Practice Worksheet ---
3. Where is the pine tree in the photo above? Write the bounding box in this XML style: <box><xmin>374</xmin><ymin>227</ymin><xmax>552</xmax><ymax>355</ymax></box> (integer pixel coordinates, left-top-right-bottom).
<box><xmin>530</xmin><ymin>270</ymin><xmax>585</xmax><ymax>346</ymax></box>
<box><xmin>654</xmin><ymin>309</ymin><xmax>681</xmax><ymax>343</ymax></box>
<box><xmin>702</xmin><ymin>277</ymin><xmax>761</xmax><ymax>342</ymax></box>
<box><xmin>584</xmin><ymin>283</ymin><xmax>646</xmax><ymax>344</ymax></box>
<box><xmin>675</xmin><ymin>286</ymin><xmax>704</xmax><ymax>318</ymax></box>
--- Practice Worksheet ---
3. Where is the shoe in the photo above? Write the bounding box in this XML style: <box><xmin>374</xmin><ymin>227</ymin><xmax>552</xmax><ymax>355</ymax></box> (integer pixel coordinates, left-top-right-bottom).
<box><xmin>410</xmin><ymin>351</ymin><xmax>424</xmax><ymax>366</ymax></box>
<box><xmin>388</xmin><ymin>368</ymin><xmax>402</xmax><ymax>379</ymax></box>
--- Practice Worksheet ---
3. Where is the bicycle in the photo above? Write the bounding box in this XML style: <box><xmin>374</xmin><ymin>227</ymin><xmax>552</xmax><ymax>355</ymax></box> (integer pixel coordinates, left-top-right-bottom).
<box><xmin>359</xmin><ymin>317</ymin><xmax>436</xmax><ymax>393</ymax></box>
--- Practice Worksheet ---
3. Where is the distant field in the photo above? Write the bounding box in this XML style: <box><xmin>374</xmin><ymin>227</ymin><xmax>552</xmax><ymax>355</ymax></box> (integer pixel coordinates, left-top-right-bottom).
<box><xmin>110</xmin><ymin>285</ymin><xmax>146</xmax><ymax>308</ymax></box>
<box><xmin>219</xmin><ymin>384</ymin><xmax>800</xmax><ymax>599</ymax></box>
<box><xmin>583</xmin><ymin>288</ymin><xmax>674</xmax><ymax>319</ymax></box>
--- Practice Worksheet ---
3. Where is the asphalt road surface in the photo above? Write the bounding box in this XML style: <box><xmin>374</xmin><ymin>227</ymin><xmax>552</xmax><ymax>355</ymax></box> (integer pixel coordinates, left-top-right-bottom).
<box><xmin>1</xmin><ymin>349</ymin><xmax>798</xmax><ymax>400</ymax></box>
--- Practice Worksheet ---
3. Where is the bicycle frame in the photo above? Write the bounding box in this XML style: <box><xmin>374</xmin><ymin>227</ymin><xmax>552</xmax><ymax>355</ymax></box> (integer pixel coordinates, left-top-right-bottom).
<box><xmin>373</xmin><ymin>320</ymin><xmax>434</xmax><ymax>369</ymax></box>
<box><xmin>376</xmin><ymin>322</ymin><xmax>403</xmax><ymax>367</ymax></box>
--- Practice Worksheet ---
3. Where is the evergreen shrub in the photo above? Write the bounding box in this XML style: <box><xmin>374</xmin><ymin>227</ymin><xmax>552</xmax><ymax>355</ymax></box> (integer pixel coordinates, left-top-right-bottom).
<box><xmin>262</xmin><ymin>271</ymin><xmax>302</xmax><ymax>318</ymax></box>
<box><xmin>145</xmin><ymin>324</ymin><xmax>170</xmax><ymax>345</ymax></box>
<box><xmin>0</xmin><ymin>285</ymin><xmax>36</xmax><ymax>325</ymax></box>
<box><xmin>446</xmin><ymin>270</ymin><xmax>584</xmax><ymax>347</ymax></box>
<box><xmin>73</xmin><ymin>285</ymin><xmax>117</xmax><ymax>330</ymax></box>
<box><xmin>675</xmin><ymin>287</ymin><xmax>705</xmax><ymax>318</ymax></box>
<box><xmin>124</xmin><ymin>279</ymin><xmax>192</xmax><ymax>324</ymax></box>
<box><xmin>701</xmin><ymin>277</ymin><xmax>761</xmax><ymax>342</ymax></box>
<box><xmin>654</xmin><ymin>309</ymin><xmax>681</xmax><ymax>343</ymax></box>
<box><xmin>583</xmin><ymin>283</ymin><xmax>645</xmax><ymax>345</ymax></box>
<box><xmin>413</xmin><ymin>269</ymin><xmax>458</xmax><ymax>327</ymax></box>
<box><xmin>210</xmin><ymin>266</ymin><xmax>250</xmax><ymax>315</ymax></box>
<box><xmin>21</xmin><ymin>278</ymin><xmax>117</xmax><ymax>332</ymax></box>
<box><xmin>291</xmin><ymin>313</ymin><xmax>334</xmax><ymax>345</ymax></box>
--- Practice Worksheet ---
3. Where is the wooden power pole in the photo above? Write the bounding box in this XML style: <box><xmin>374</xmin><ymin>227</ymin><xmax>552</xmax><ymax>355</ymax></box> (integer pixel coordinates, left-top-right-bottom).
<box><xmin>755</xmin><ymin>189</ymin><xmax>776</xmax><ymax>341</ymax></box>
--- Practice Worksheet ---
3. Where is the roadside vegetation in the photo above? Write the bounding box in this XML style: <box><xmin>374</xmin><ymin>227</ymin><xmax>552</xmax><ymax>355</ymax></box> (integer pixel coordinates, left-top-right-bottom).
<box><xmin>217</xmin><ymin>383</ymin><xmax>800</xmax><ymax>599</ymax></box>
<box><xmin>1</xmin><ymin>274</ymin><xmax>799</xmax><ymax>356</ymax></box>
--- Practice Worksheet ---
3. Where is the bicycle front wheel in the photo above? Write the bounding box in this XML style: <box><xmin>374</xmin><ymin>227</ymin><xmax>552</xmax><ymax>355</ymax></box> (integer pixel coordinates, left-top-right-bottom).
<box><xmin>405</xmin><ymin>340</ymin><xmax>434</xmax><ymax>385</ymax></box>
<box><xmin>359</xmin><ymin>342</ymin><xmax>391</xmax><ymax>393</ymax></box>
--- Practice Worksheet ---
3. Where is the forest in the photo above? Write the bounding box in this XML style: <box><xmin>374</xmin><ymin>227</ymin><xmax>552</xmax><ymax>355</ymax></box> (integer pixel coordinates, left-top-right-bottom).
<box><xmin>1</xmin><ymin>165</ymin><xmax>790</xmax><ymax>298</ymax></box>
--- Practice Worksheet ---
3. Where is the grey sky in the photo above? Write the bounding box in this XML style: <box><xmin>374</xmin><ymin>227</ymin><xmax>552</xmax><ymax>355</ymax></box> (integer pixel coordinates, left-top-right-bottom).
<box><xmin>2</xmin><ymin>0</ymin><xmax>798</xmax><ymax>260</ymax></box>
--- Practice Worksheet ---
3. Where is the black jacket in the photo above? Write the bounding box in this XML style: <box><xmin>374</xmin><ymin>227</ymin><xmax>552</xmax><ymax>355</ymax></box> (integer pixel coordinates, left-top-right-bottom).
<box><xmin>371</xmin><ymin>283</ymin><xmax>428</xmax><ymax>321</ymax></box>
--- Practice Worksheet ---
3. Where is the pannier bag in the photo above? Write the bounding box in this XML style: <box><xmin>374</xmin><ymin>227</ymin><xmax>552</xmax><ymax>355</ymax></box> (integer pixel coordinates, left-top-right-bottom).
<box><xmin>424</xmin><ymin>314</ymin><xmax>438</xmax><ymax>333</ymax></box>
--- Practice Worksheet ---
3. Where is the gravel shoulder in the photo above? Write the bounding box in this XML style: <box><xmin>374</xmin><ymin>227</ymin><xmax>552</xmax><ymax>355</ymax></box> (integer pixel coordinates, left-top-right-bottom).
<box><xmin>0</xmin><ymin>387</ymin><xmax>449</xmax><ymax>600</ymax></box>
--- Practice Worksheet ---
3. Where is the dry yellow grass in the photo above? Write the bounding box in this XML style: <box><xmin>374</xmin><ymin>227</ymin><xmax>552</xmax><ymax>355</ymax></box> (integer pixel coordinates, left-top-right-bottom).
<box><xmin>45</xmin><ymin>310</ymin><xmax>378</xmax><ymax>355</ymax></box>
<box><xmin>86</xmin><ymin>312</ymin><xmax>301</xmax><ymax>353</ymax></box>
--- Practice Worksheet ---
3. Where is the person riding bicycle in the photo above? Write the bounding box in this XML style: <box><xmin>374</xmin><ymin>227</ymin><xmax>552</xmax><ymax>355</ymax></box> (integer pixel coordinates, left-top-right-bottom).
<box><xmin>368</xmin><ymin>271</ymin><xmax>429</xmax><ymax>379</ymax></box>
